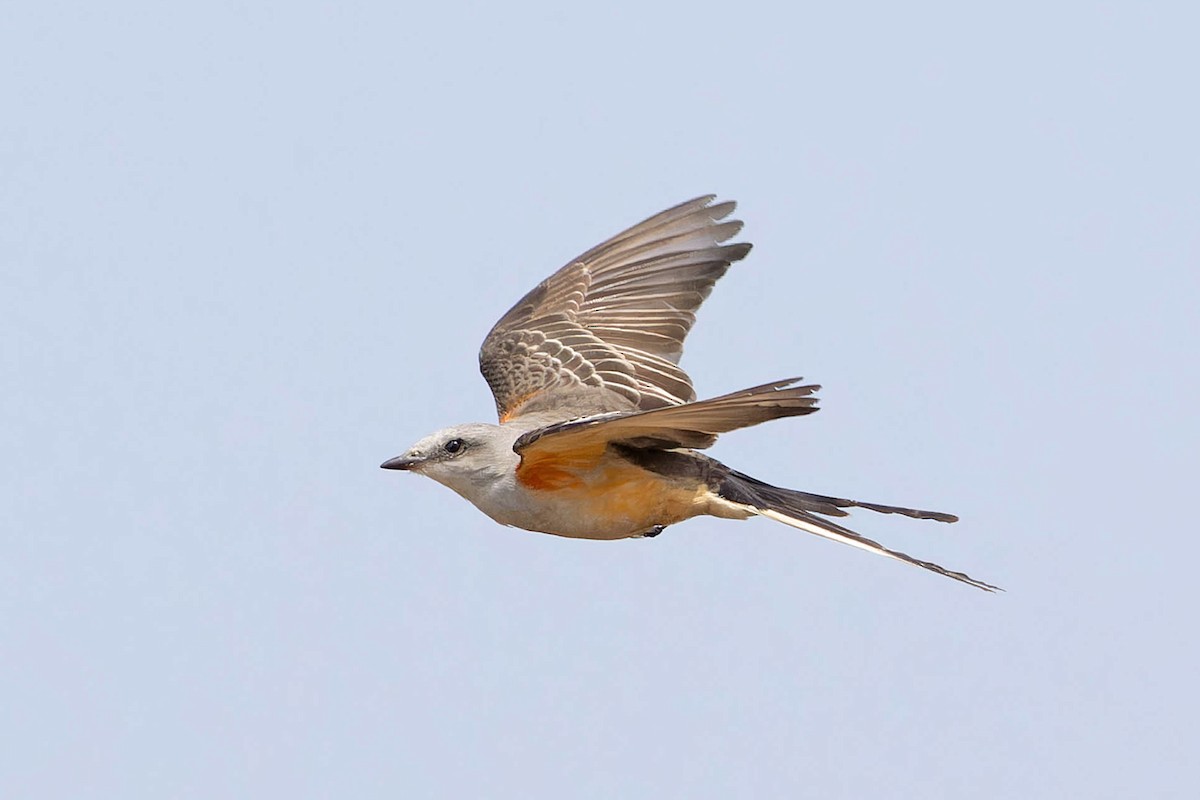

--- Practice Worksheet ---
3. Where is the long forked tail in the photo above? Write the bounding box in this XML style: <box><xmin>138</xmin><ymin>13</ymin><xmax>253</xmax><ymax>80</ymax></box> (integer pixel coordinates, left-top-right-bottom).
<box><xmin>718</xmin><ymin>469</ymin><xmax>1001</xmax><ymax>592</ymax></box>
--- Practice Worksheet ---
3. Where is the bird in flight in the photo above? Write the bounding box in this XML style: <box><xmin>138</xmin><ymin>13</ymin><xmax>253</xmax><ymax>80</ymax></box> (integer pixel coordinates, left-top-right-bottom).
<box><xmin>382</xmin><ymin>196</ymin><xmax>998</xmax><ymax>591</ymax></box>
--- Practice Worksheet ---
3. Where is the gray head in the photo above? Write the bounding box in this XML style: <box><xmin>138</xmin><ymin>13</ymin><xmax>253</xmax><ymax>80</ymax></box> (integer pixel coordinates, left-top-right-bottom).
<box><xmin>380</xmin><ymin>422</ymin><xmax>518</xmax><ymax>498</ymax></box>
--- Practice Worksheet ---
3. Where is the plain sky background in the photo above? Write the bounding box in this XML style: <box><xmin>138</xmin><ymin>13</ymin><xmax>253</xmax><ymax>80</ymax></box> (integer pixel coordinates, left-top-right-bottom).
<box><xmin>3</xmin><ymin>1</ymin><xmax>1198</xmax><ymax>797</ymax></box>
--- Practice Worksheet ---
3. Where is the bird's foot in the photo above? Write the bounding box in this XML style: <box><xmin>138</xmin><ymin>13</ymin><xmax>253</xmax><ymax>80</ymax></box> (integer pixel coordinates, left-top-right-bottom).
<box><xmin>641</xmin><ymin>525</ymin><xmax>667</xmax><ymax>538</ymax></box>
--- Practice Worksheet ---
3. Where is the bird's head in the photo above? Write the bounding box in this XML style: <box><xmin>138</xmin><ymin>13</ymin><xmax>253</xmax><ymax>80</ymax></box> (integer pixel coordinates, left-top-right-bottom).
<box><xmin>380</xmin><ymin>422</ymin><xmax>516</xmax><ymax>497</ymax></box>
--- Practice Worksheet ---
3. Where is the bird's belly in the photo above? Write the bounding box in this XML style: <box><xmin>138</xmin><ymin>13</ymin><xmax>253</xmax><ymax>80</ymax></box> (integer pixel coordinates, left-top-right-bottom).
<box><xmin>509</xmin><ymin>465</ymin><xmax>711</xmax><ymax>540</ymax></box>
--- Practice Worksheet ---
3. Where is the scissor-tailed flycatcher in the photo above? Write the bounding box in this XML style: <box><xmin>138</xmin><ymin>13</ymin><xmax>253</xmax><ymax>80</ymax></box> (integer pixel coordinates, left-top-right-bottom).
<box><xmin>382</xmin><ymin>196</ymin><xmax>998</xmax><ymax>591</ymax></box>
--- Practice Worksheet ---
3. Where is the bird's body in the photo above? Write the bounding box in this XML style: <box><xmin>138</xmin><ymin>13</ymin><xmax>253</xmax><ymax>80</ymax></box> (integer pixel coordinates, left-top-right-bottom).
<box><xmin>383</xmin><ymin>197</ymin><xmax>999</xmax><ymax>591</ymax></box>
<box><xmin>387</xmin><ymin>413</ymin><xmax>742</xmax><ymax>541</ymax></box>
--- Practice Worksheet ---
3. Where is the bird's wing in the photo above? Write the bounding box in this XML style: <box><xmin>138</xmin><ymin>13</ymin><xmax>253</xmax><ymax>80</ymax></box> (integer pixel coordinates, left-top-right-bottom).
<box><xmin>479</xmin><ymin>196</ymin><xmax>751</xmax><ymax>422</ymax></box>
<box><xmin>513</xmin><ymin>379</ymin><xmax>821</xmax><ymax>478</ymax></box>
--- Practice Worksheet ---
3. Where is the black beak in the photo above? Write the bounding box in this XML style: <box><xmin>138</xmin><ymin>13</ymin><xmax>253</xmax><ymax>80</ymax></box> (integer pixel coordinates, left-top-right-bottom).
<box><xmin>380</xmin><ymin>455</ymin><xmax>421</xmax><ymax>471</ymax></box>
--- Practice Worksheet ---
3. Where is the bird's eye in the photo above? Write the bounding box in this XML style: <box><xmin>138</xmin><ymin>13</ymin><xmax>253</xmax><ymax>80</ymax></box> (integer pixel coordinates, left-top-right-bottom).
<box><xmin>443</xmin><ymin>438</ymin><xmax>465</xmax><ymax>454</ymax></box>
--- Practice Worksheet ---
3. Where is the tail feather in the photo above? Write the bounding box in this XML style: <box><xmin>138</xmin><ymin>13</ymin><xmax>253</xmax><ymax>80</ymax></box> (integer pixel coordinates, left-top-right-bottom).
<box><xmin>718</xmin><ymin>471</ymin><xmax>999</xmax><ymax>592</ymax></box>
<box><xmin>727</xmin><ymin>470</ymin><xmax>959</xmax><ymax>523</ymax></box>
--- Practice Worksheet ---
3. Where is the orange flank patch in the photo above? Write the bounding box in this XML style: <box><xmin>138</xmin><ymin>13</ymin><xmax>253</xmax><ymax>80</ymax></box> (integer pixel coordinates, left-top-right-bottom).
<box><xmin>570</xmin><ymin>468</ymin><xmax>681</xmax><ymax>522</ymax></box>
<box><xmin>517</xmin><ymin>461</ymin><xmax>583</xmax><ymax>491</ymax></box>
<box><xmin>515</xmin><ymin>441</ymin><xmax>606</xmax><ymax>490</ymax></box>
<box><xmin>516</xmin><ymin>444</ymin><xmax>711</xmax><ymax>534</ymax></box>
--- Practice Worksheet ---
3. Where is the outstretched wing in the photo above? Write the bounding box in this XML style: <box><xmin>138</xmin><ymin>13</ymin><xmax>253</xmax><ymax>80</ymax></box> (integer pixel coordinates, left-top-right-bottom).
<box><xmin>514</xmin><ymin>379</ymin><xmax>820</xmax><ymax>465</ymax></box>
<box><xmin>479</xmin><ymin>196</ymin><xmax>751</xmax><ymax>422</ymax></box>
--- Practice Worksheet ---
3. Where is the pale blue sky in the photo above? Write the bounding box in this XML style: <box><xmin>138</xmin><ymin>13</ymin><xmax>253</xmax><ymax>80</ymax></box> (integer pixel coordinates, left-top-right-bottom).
<box><xmin>3</xmin><ymin>1</ymin><xmax>1198</xmax><ymax>797</ymax></box>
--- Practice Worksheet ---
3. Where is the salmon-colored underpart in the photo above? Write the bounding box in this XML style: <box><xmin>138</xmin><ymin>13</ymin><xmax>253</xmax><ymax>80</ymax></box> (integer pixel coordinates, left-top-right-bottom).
<box><xmin>516</xmin><ymin>441</ymin><xmax>711</xmax><ymax>532</ymax></box>
<box><xmin>516</xmin><ymin>463</ymin><xmax>583</xmax><ymax>491</ymax></box>
<box><xmin>577</xmin><ymin>469</ymin><xmax>674</xmax><ymax>518</ymax></box>
<box><xmin>515</xmin><ymin>442</ymin><xmax>604</xmax><ymax>490</ymax></box>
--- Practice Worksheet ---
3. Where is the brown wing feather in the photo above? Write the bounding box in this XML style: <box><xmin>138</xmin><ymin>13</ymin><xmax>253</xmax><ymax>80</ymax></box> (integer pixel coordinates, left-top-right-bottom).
<box><xmin>514</xmin><ymin>379</ymin><xmax>820</xmax><ymax>457</ymax></box>
<box><xmin>479</xmin><ymin>196</ymin><xmax>751</xmax><ymax>422</ymax></box>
